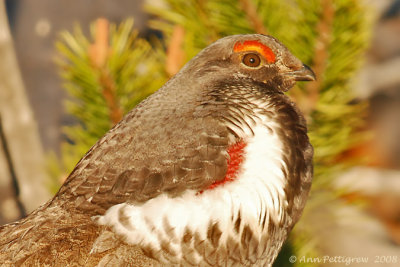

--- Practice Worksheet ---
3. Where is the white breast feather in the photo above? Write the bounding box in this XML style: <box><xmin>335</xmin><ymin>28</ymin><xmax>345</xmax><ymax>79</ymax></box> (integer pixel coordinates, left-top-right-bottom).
<box><xmin>95</xmin><ymin>117</ymin><xmax>287</xmax><ymax>262</ymax></box>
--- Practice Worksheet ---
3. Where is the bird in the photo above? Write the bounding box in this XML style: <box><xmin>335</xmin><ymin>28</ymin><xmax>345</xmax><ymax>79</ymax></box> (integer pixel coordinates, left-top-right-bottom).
<box><xmin>0</xmin><ymin>34</ymin><xmax>314</xmax><ymax>266</ymax></box>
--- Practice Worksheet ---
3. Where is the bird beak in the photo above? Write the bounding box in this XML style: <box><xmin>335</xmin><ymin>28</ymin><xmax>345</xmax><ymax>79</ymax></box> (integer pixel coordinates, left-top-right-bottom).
<box><xmin>287</xmin><ymin>64</ymin><xmax>316</xmax><ymax>81</ymax></box>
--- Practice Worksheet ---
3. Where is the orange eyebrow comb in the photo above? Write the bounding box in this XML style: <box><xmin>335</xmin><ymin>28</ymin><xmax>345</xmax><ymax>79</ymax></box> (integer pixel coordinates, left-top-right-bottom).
<box><xmin>233</xmin><ymin>40</ymin><xmax>276</xmax><ymax>63</ymax></box>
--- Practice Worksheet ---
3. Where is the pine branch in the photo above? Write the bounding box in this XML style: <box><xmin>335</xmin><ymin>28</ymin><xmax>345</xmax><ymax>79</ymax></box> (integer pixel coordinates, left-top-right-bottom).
<box><xmin>197</xmin><ymin>0</ymin><xmax>220</xmax><ymax>42</ymax></box>
<box><xmin>99</xmin><ymin>70</ymin><xmax>123</xmax><ymax>125</ymax></box>
<box><xmin>238</xmin><ymin>0</ymin><xmax>268</xmax><ymax>34</ymax></box>
<box><xmin>304</xmin><ymin>0</ymin><xmax>334</xmax><ymax>114</ymax></box>
<box><xmin>89</xmin><ymin>18</ymin><xmax>109</xmax><ymax>68</ymax></box>
<box><xmin>166</xmin><ymin>25</ymin><xmax>185</xmax><ymax>77</ymax></box>
<box><xmin>89</xmin><ymin>18</ymin><xmax>123</xmax><ymax>125</ymax></box>
<box><xmin>54</xmin><ymin>18</ymin><xmax>167</xmax><ymax>180</ymax></box>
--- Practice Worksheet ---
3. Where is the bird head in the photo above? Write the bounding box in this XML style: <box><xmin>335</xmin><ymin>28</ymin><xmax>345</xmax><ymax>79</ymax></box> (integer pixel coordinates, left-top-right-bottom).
<box><xmin>180</xmin><ymin>34</ymin><xmax>315</xmax><ymax>93</ymax></box>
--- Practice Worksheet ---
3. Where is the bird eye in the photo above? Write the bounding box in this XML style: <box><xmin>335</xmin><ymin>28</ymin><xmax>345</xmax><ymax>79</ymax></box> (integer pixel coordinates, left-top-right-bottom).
<box><xmin>242</xmin><ymin>53</ymin><xmax>261</xmax><ymax>68</ymax></box>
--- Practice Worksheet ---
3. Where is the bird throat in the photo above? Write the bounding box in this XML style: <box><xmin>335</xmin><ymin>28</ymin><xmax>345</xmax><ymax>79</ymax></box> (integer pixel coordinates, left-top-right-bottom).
<box><xmin>207</xmin><ymin>141</ymin><xmax>247</xmax><ymax>190</ymax></box>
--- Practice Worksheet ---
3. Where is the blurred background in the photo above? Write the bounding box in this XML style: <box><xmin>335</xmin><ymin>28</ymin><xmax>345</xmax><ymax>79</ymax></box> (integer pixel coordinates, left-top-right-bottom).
<box><xmin>0</xmin><ymin>0</ymin><xmax>400</xmax><ymax>266</ymax></box>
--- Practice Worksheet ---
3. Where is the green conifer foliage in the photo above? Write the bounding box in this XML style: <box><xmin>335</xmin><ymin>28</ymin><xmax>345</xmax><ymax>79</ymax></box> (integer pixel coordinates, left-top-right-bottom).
<box><xmin>54</xmin><ymin>1</ymin><xmax>371</xmax><ymax>265</ymax></box>
<box><xmin>54</xmin><ymin>19</ymin><xmax>167</xmax><ymax>178</ymax></box>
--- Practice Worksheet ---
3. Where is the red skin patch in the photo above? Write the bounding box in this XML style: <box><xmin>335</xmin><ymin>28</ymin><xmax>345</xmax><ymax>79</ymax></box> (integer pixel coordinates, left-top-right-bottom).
<box><xmin>207</xmin><ymin>141</ymin><xmax>247</xmax><ymax>190</ymax></box>
<box><xmin>233</xmin><ymin>40</ymin><xmax>276</xmax><ymax>63</ymax></box>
